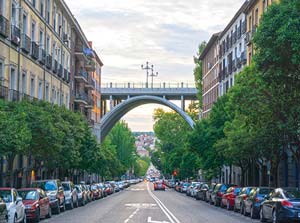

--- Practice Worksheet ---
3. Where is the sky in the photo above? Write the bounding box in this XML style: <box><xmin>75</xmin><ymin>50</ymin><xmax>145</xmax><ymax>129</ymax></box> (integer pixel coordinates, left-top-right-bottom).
<box><xmin>65</xmin><ymin>0</ymin><xmax>245</xmax><ymax>131</ymax></box>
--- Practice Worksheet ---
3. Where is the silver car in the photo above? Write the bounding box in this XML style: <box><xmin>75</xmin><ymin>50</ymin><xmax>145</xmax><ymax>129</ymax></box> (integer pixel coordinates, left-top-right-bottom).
<box><xmin>62</xmin><ymin>182</ymin><xmax>78</xmax><ymax>209</ymax></box>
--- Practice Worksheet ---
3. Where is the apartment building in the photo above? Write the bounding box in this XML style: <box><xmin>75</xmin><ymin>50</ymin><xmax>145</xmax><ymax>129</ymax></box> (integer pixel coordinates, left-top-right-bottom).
<box><xmin>0</xmin><ymin>0</ymin><xmax>103</xmax><ymax>187</ymax></box>
<box><xmin>245</xmin><ymin>0</ymin><xmax>277</xmax><ymax>64</ymax></box>
<box><xmin>219</xmin><ymin>1</ymin><xmax>248</xmax><ymax>96</ymax></box>
<box><xmin>199</xmin><ymin>33</ymin><xmax>220</xmax><ymax>118</ymax></box>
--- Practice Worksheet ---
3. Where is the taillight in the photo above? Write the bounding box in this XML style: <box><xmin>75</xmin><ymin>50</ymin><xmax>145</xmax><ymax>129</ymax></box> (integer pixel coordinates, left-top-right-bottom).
<box><xmin>281</xmin><ymin>200</ymin><xmax>293</xmax><ymax>207</ymax></box>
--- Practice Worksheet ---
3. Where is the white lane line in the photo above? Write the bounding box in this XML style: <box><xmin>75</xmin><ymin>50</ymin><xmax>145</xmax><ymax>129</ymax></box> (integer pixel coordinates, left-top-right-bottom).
<box><xmin>124</xmin><ymin>208</ymin><xmax>140</xmax><ymax>223</ymax></box>
<box><xmin>147</xmin><ymin>183</ymin><xmax>181</xmax><ymax>223</ymax></box>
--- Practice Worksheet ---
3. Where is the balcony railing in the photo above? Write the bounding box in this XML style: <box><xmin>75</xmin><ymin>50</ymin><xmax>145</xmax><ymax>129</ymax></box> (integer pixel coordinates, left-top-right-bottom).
<box><xmin>8</xmin><ymin>89</ymin><xmax>19</xmax><ymax>101</ymax></box>
<box><xmin>38</xmin><ymin>48</ymin><xmax>46</xmax><ymax>65</ymax></box>
<box><xmin>46</xmin><ymin>55</ymin><xmax>52</xmax><ymax>69</ymax></box>
<box><xmin>75</xmin><ymin>70</ymin><xmax>88</xmax><ymax>82</ymax></box>
<box><xmin>85</xmin><ymin>59</ymin><xmax>96</xmax><ymax>72</ymax></box>
<box><xmin>21</xmin><ymin>34</ymin><xmax>31</xmax><ymax>53</ymax></box>
<box><xmin>31</xmin><ymin>42</ymin><xmax>39</xmax><ymax>60</ymax></box>
<box><xmin>0</xmin><ymin>15</ymin><xmax>9</xmax><ymax>38</ymax></box>
<box><xmin>66</xmin><ymin>72</ymin><xmax>70</xmax><ymax>83</ymax></box>
<box><xmin>63</xmin><ymin>68</ymin><xmax>68</xmax><ymax>80</ymax></box>
<box><xmin>245</xmin><ymin>31</ymin><xmax>252</xmax><ymax>45</ymax></box>
<box><xmin>241</xmin><ymin>51</ymin><xmax>247</xmax><ymax>64</ymax></box>
<box><xmin>53</xmin><ymin>60</ymin><xmax>58</xmax><ymax>73</ymax></box>
<box><xmin>74</xmin><ymin>92</ymin><xmax>89</xmax><ymax>104</ymax></box>
<box><xmin>85</xmin><ymin>78</ymin><xmax>96</xmax><ymax>90</ymax></box>
<box><xmin>11</xmin><ymin>25</ymin><xmax>20</xmax><ymax>46</ymax></box>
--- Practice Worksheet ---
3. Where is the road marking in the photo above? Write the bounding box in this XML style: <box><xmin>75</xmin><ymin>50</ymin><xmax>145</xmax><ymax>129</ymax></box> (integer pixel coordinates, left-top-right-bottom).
<box><xmin>130</xmin><ymin>188</ymin><xmax>145</xmax><ymax>191</ymax></box>
<box><xmin>125</xmin><ymin>203</ymin><xmax>157</xmax><ymax>209</ymax></box>
<box><xmin>147</xmin><ymin>217</ymin><xmax>170</xmax><ymax>223</ymax></box>
<box><xmin>147</xmin><ymin>183</ymin><xmax>181</xmax><ymax>223</ymax></box>
<box><xmin>124</xmin><ymin>208</ymin><xmax>140</xmax><ymax>223</ymax></box>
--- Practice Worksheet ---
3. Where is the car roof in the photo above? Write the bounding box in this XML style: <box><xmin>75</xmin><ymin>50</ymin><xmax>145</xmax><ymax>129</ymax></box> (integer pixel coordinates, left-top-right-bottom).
<box><xmin>17</xmin><ymin>188</ymin><xmax>40</xmax><ymax>191</ymax></box>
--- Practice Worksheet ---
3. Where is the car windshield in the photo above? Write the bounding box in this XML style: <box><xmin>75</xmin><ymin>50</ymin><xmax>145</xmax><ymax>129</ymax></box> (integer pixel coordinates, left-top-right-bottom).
<box><xmin>259</xmin><ymin>188</ymin><xmax>272</xmax><ymax>195</ymax></box>
<box><xmin>18</xmin><ymin>190</ymin><xmax>38</xmax><ymax>200</ymax></box>
<box><xmin>284</xmin><ymin>190</ymin><xmax>300</xmax><ymax>199</ymax></box>
<box><xmin>32</xmin><ymin>181</ymin><xmax>58</xmax><ymax>191</ymax></box>
<box><xmin>91</xmin><ymin>185</ymin><xmax>97</xmax><ymax>190</ymax></box>
<box><xmin>183</xmin><ymin>183</ymin><xmax>189</xmax><ymax>187</ymax></box>
<box><xmin>0</xmin><ymin>190</ymin><xmax>12</xmax><ymax>203</ymax></box>
<box><xmin>220</xmin><ymin>185</ymin><xmax>227</xmax><ymax>192</ymax></box>
<box><xmin>62</xmin><ymin>183</ymin><xmax>71</xmax><ymax>191</ymax></box>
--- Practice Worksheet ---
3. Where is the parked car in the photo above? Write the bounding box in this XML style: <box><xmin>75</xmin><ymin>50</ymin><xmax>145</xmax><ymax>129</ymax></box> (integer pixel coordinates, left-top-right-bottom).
<box><xmin>233</xmin><ymin>186</ymin><xmax>253</xmax><ymax>213</ymax></box>
<box><xmin>91</xmin><ymin>185</ymin><xmax>101</xmax><ymax>200</ymax></box>
<box><xmin>18</xmin><ymin>188</ymin><xmax>52</xmax><ymax>222</ymax></box>
<box><xmin>153</xmin><ymin>181</ymin><xmax>166</xmax><ymax>191</ymax></box>
<box><xmin>259</xmin><ymin>188</ymin><xmax>300</xmax><ymax>223</ymax></box>
<box><xmin>98</xmin><ymin>183</ymin><xmax>107</xmax><ymax>197</ymax></box>
<box><xmin>220</xmin><ymin>186</ymin><xmax>240</xmax><ymax>210</ymax></box>
<box><xmin>243</xmin><ymin>187</ymin><xmax>273</xmax><ymax>219</ymax></box>
<box><xmin>81</xmin><ymin>185</ymin><xmax>93</xmax><ymax>202</ymax></box>
<box><xmin>0</xmin><ymin>188</ymin><xmax>26</xmax><ymax>223</ymax></box>
<box><xmin>62</xmin><ymin>181</ymin><xmax>78</xmax><ymax>209</ymax></box>
<box><xmin>104</xmin><ymin>184</ymin><xmax>114</xmax><ymax>195</ymax></box>
<box><xmin>207</xmin><ymin>183</ymin><xmax>217</xmax><ymax>204</ymax></box>
<box><xmin>211</xmin><ymin>184</ymin><xmax>234</xmax><ymax>206</ymax></box>
<box><xmin>175</xmin><ymin>182</ymin><xmax>182</xmax><ymax>192</ymax></box>
<box><xmin>75</xmin><ymin>185</ymin><xmax>87</xmax><ymax>206</ymax></box>
<box><xmin>186</xmin><ymin>182</ymin><xmax>200</xmax><ymax>197</ymax></box>
<box><xmin>181</xmin><ymin>182</ymin><xmax>190</xmax><ymax>193</ymax></box>
<box><xmin>0</xmin><ymin>197</ymin><xmax>8</xmax><ymax>223</ymax></box>
<box><xmin>31</xmin><ymin>179</ymin><xmax>65</xmax><ymax>214</ymax></box>
<box><xmin>191</xmin><ymin>183</ymin><xmax>202</xmax><ymax>198</ymax></box>
<box><xmin>196</xmin><ymin>184</ymin><xmax>209</xmax><ymax>201</ymax></box>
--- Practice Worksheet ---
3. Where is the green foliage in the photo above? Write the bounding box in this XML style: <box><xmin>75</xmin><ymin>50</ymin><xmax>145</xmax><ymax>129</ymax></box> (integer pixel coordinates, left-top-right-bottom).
<box><xmin>134</xmin><ymin>157</ymin><xmax>150</xmax><ymax>177</ymax></box>
<box><xmin>193</xmin><ymin>41</ymin><xmax>207</xmax><ymax>108</ymax></box>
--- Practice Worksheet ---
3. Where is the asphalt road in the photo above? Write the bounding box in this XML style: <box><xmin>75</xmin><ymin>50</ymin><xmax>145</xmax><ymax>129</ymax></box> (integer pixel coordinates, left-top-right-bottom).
<box><xmin>43</xmin><ymin>182</ymin><xmax>260</xmax><ymax>223</ymax></box>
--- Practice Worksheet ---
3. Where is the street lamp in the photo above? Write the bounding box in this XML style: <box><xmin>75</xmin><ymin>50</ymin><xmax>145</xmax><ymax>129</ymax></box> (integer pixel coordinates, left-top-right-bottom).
<box><xmin>141</xmin><ymin>62</ymin><xmax>152</xmax><ymax>88</ymax></box>
<box><xmin>149</xmin><ymin>65</ymin><xmax>158</xmax><ymax>89</ymax></box>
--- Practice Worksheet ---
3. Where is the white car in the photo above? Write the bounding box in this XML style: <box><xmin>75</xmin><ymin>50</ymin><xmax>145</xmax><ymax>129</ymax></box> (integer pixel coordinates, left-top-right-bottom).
<box><xmin>0</xmin><ymin>188</ymin><xmax>26</xmax><ymax>223</ymax></box>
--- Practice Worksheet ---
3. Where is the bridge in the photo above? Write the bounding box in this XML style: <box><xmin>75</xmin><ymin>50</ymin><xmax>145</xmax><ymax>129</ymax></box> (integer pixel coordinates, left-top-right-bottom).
<box><xmin>99</xmin><ymin>82</ymin><xmax>198</xmax><ymax>142</ymax></box>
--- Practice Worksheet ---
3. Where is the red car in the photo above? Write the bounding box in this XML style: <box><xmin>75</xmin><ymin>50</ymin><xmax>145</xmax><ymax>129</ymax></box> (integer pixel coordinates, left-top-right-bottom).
<box><xmin>221</xmin><ymin>186</ymin><xmax>240</xmax><ymax>210</ymax></box>
<box><xmin>154</xmin><ymin>181</ymin><xmax>166</xmax><ymax>191</ymax></box>
<box><xmin>18</xmin><ymin>188</ymin><xmax>52</xmax><ymax>222</ymax></box>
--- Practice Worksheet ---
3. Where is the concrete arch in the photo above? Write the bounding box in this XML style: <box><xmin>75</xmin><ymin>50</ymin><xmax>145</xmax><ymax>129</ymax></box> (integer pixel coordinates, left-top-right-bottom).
<box><xmin>100</xmin><ymin>95</ymin><xmax>195</xmax><ymax>142</ymax></box>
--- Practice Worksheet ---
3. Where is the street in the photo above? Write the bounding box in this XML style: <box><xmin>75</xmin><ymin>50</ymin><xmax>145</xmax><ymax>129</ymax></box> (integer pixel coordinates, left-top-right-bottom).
<box><xmin>43</xmin><ymin>182</ymin><xmax>260</xmax><ymax>223</ymax></box>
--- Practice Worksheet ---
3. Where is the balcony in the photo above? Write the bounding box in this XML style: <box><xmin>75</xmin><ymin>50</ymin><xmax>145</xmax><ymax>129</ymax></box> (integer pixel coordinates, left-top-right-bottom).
<box><xmin>85</xmin><ymin>59</ymin><xmax>96</xmax><ymax>72</ymax></box>
<box><xmin>85</xmin><ymin>98</ymin><xmax>94</xmax><ymax>109</ymax></box>
<box><xmin>58</xmin><ymin>64</ymin><xmax>63</xmax><ymax>77</ymax></box>
<box><xmin>66</xmin><ymin>72</ymin><xmax>71</xmax><ymax>83</ymax></box>
<box><xmin>21</xmin><ymin>34</ymin><xmax>31</xmax><ymax>53</ymax></box>
<box><xmin>85</xmin><ymin>78</ymin><xmax>95</xmax><ymax>90</ymax></box>
<box><xmin>245</xmin><ymin>31</ymin><xmax>252</xmax><ymax>46</ymax></box>
<box><xmin>11</xmin><ymin>25</ymin><xmax>20</xmax><ymax>46</ymax></box>
<box><xmin>46</xmin><ymin>55</ymin><xmax>52</xmax><ymax>69</ymax></box>
<box><xmin>74</xmin><ymin>45</ymin><xmax>89</xmax><ymax>62</ymax></box>
<box><xmin>53</xmin><ymin>60</ymin><xmax>58</xmax><ymax>73</ymax></box>
<box><xmin>0</xmin><ymin>85</ymin><xmax>8</xmax><ymax>99</ymax></box>
<box><xmin>8</xmin><ymin>89</ymin><xmax>19</xmax><ymax>101</ymax></box>
<box><xmin>38</xmin><ymin>48</ymin><xmax>46</xmax><ymax>65</ymax></box>
<box><xmin>31</xmin><ymin>42</ymin><xmax>39</xmax><ymax>60</ymax></box>
<box><xmin>0</xmin><ymin>15</ymin><xmax>9</xmax><ymax>38</ymax></box>
<box><xmin>75</xmin><ymin>70</ymin><xmax>88</xmax><ymax>83</ymax></box>
<box><xmin>74</xmin><ymin>92</ymin><xmax>88</xmax><ymax>105</ymax></box>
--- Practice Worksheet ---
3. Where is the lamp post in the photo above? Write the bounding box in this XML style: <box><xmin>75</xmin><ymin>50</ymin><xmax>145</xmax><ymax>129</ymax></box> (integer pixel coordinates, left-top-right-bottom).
<box><xmin>149</xmin><ymin>65</ymin><xmax>158</xmax><ymax>89</ymax></box>
<box><xmin>141</xmin><ymin>62</ymin><xmax>151</xmax><ymax>88</ymax></box>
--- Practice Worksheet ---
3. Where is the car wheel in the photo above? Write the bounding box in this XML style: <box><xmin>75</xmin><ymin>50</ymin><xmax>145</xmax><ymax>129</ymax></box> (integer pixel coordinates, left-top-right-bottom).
<box><xmin>243</xmin><ymin>205</ymin><xmax>248</xmax><ymax>216</ymax></box>
<box><xmin>35</xmin><ymin>208</ymin><xmax>40</xmax><ymax>222</ymax></box>
<box><xmin>272</xmin><ymin>210</ymin><xmax>278</xmax><ymax>223</ymax></box>
<box><xmin>233</xmin><ymin>203</ymin><xmax>237</xmax><ymax>212</ymax></box>
<box><xmin>46</xmin><ymin>206</ymin><xmax>52</xmax><ymax>218</ymax></box>
<box><xmin>240</xmin><ymin>203</ymin><xmax>244</xmax><ymax>215</ymax></box>
<box><xmin>250</xmin><ymin>206</ymin><xmax>256</xmax><ymax>219</ymax></box>
<box><xmin>61</xmin><ymin>201</ymin><xmax>66</xmax><ymax>212</ymax></box>
<box><xmin>220</xmin><ymin>200</ymin><xmax>224</xmax><ymax>208</ymax></box>
<box><xmin>56</xmin><ymin>202</ymin><xmax>61</xmax><ymax>214</ymax></box>
<box><xmin>14</xmin><ymin>215</ymin><xmax>17</xmax><ymax>223</ymax></box>
<box><xmin>70</xmin><ymin>199</ymin><xmax>74</xmax><ymax>210</ymax></box>
<box><xmin>226</xmin><ymin>200</ymin><xmax>231</xmax><ymax>210</ymax></box>
<box><xmin>75</xmin><ymin>198</ymin><xmax>79</xmax><ymax>208</ymax></box>
<box><xmin>260</xmin><ymin>207</ymin><xmax>267</xmax><ymax>222</ymax></box>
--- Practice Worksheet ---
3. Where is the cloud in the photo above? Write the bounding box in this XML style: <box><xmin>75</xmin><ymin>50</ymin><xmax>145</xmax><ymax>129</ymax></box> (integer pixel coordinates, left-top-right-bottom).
<box><xmin>65</xmin><ymin>0</ymin><xmax>245</xmax><ymax>131</ymax></box>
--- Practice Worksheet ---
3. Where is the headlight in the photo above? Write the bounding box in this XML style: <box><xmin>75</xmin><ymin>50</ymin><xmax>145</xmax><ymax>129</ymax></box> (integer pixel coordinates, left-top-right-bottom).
<box><xmin>25</xmin><ymin>205</ymin><xmax>33</xmax><ymax>209</ymax></box>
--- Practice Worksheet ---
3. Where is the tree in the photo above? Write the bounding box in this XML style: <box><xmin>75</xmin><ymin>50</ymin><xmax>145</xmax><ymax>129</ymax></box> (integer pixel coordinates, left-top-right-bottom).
<box><xmin>193</xmin><ymin>41</ymin><xmax>207</xmax><ymax>109</ymax></box>
<box><xmin>0</xmin><ymin>100</ymin><xmax>31</xmax><ymax>185</ymax></box>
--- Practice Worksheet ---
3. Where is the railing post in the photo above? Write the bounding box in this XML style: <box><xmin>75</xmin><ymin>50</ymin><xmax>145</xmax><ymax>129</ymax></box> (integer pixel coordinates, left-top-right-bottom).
<box><xmin>110</xmin><ymin>82</ymin><xmax>112</xmax><ymax>88</ymax></box>
<box><xmin>163</xmin><ymin>82</ymin><xmax>166</xmax><ymax>88</ymax></box>
<box><xmin>128</xmin><ymin>83</ymin><xmax>130</xmax><ymax>88</ymax></box>
<box><xmin>181</xmin><ymin>82</ymin><xmax>184</xmax><ymax>88</ymax></box>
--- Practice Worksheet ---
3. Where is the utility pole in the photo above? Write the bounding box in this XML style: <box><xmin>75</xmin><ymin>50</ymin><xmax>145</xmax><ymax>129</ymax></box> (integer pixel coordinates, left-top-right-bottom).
<box><xmin>141</xmin><ymin>62</ymin><xmax>151</xmax><ymax>88</ymax></box>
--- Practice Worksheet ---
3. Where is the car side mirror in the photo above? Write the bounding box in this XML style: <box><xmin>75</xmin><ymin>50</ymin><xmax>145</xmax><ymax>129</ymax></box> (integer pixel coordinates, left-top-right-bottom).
<box><xmin>16</xmin><ymin>197</ymin><xmax>22</xmax><ymax>204</ymax></box>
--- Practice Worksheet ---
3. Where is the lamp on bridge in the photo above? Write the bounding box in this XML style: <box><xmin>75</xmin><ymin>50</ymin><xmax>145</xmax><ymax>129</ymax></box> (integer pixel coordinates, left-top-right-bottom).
<box><xmin>141</xmin><ymin>61</ymin><xmax>152</xmax><ymax>88</ymax></box>
<box><xmin>149</xmin><ymin>65</ymin><xmax>158</xmax><ymax>89</ymax></box>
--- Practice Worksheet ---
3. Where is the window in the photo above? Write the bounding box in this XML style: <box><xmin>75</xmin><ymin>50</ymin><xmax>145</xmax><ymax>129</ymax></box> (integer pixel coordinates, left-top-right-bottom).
<box><xmin>10</xmin><ymin>67</ymin><xmax>16</xmax><ymax>90</ymax></box>
<box><xmin>31</xmin><ymin>21</ymin><xmax>36</xmax><ymax>41</ymax></box>
<box><xmin>51</xmin><ymin>88</ymin><xmax>55</xmax><ymax>103</ymax></box>
<box><xmin>22</xmin><ymin>13</ymin><xmax>27</xmax><ymax>34</ymax></box>
<box><xmin>61</xmin><ymin>93</ymin><xmax>64</xmax><ymax>105</ymax></box>
<box><xmin>45</xmin><ymin>84</ymin><xmax>49</xmax><ymax>101</ymax></box>
<box><xmin>255</xmin><ymin>8</ymin><xmax>259</xmax><ymax>25</ymax></box>
<box><xmin>46</xmin><ymin>36</ymin><xmax>50</xmax><ymax>54</ymax></box>
<box><xmin>21</xmin><ymin>72</ymin><xmax>26</xmax><ymax>94</ymax></box>
<box><xmin>0</xmin><ymin>0</ymin><xmax>5</xmax><ymax>15</ymax></box>
<box><xmin>38</xmin><ymin>81</ymin><xmax>43</xmax><ymax>99</ymax></box>
<box><xmin>11</xmin><ymin>2</ymin><xmax>18</xmax><ymax>26</ymax></box>
<box><xmin>56</xmin><ymin>91</ymin><xmax>60</xmax><ymax>105</ymax></box>
<box><xmin>30</xmin><ymin>76</ymin><xmax>35</xmax><ymax>97</ymax></box>
<box><xmin>39</xmin><ymin>30</ymin><xmax>44</xmax><ymax>48</ymax></box>
<box><xmin>53</xmin><ymin>5</ymin><xmax>56</xmax><ymax>30</ymax></box>
<box><xmin>40</xmin><ymin>0</ymin><xmax>44</xmax><ymax>17</ymax></box>
<box><xmin>46</xmin><ymin>0</ymin><xmax>50</xmax><ymax>23</ymax></box>
<box><xmin>0</xmin><ymin>59</ymin><xmax>4</xmax><ymax>83</ymax></box>
<box><xmin>32</xmin><ymin>0</ymin><xmax>36</xmax><ymax>8</ymax></box>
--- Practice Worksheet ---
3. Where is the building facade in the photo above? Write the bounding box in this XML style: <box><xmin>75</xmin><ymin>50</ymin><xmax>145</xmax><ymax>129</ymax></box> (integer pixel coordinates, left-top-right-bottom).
<box><xmin>199</xmin><ymin>33</ymin><xmax>220</xmax><ymax>118</ymax></box>
<box><xmin>219</xmin><ymin>1</ymin><xmax>248</xmax><ymax>96</ymax></box>
<box><xmin>0</xmin><ymin>0</ymin><xmax>103</xmax><ymax>187</ymax></box>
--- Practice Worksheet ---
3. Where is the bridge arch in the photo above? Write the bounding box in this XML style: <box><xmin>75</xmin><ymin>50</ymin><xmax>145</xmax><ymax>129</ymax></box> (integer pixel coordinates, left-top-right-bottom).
<box><xmin>100</xmin><ymin>95</ymin><xmax>196</xmax><ymax>142</ymax></box>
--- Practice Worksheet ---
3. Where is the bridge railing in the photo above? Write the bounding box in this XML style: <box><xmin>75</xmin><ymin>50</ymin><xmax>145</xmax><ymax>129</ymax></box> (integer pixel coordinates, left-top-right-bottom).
<box><xmin>101</xmin><ymin>82</ymin><xmax>196</xmax><ymax>89</ymax></box>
